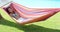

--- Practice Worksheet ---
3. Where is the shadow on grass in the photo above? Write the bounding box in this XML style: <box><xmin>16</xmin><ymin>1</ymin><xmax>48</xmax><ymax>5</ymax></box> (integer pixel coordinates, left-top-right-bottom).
<box><xmin>0</xmin><ymin>17</ymin><xmax>60</xmax><ymax>32</ymax></box>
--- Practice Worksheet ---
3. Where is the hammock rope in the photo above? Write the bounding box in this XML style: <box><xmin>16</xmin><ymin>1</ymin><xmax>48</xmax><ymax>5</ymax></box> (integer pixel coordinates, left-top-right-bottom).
<box><xmin>0</xmin><ymin>1</ymin><xmax>13</xmax><ymax>8</ymax></box>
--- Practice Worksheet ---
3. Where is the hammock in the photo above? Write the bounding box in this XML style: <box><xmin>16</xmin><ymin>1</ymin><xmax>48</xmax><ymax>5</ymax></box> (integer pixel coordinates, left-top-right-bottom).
<box><xmin>2</xmin><ymin>2</ymin><xmax>60</xmax><ymax>24</ymax></box>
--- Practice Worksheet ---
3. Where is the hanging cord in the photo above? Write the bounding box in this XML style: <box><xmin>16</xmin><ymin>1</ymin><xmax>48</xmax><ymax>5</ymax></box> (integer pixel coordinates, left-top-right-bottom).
<box><xmin>0</xmin><ymin>1</ymin><xmax>13</xmax><ymax>8</ymax></box>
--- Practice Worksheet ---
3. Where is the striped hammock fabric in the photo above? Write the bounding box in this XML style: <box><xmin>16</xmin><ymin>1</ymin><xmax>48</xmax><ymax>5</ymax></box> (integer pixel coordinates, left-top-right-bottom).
<box><xmin>2</xmin><ymin>2</ymin><xmax>60</xmax><ymax>24</ymax></box>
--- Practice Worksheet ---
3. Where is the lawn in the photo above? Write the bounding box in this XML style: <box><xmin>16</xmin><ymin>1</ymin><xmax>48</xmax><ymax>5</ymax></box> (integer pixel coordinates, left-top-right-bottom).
<box><xmin>0</xmin><ymin>8</ymin><xmax>60</xmax><ymax>32</ymax></box>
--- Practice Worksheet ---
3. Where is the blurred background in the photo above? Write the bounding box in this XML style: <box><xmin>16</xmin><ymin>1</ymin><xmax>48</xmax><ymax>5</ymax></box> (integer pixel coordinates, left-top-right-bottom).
<box><xmin>0</xmin><ymin>0</ymin><xmax>60</xmax><ymax>8</ymax></box>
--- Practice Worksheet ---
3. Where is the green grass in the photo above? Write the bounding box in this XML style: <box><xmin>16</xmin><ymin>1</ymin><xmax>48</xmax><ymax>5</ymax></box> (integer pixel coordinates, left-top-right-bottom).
<box><xmin>0</xmin><ymin>8</ymin><xmax>60</xmax><ymax>32</ymax></box>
